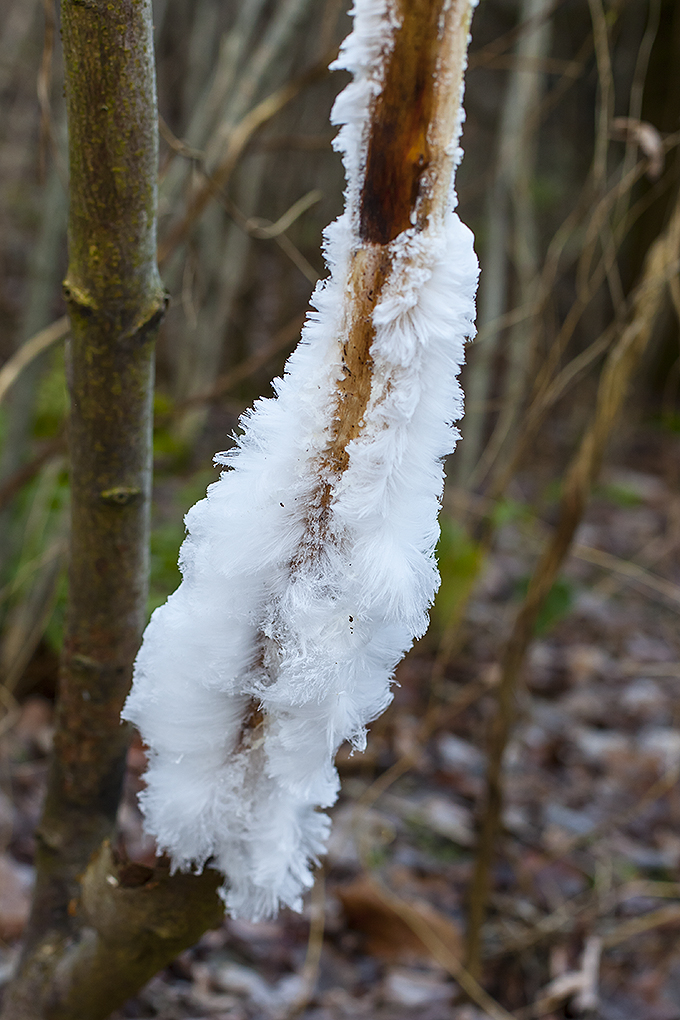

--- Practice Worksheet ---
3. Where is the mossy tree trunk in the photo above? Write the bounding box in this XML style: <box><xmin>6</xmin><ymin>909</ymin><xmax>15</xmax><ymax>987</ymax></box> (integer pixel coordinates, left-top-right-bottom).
<box><xmin>36</xmin><ymin>0</ymin><xmax>164</xmax><ymax>945</ymax></box>
<box><xmin>35</xmin><ymin>0</ymin><xmax>164</xmax><ymax>938</ymax></box>
<box><xmin>0</xmin><ymin>3</ymin><xmax>222</xmax><ymax>1018</ymax></box>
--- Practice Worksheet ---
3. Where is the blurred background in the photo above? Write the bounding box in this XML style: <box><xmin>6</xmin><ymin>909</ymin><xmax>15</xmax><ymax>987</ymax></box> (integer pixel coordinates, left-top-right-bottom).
<box><xmin>1</xmin><ymin>0</ymin><xmax>680</xmax><ymax>1016</ymax></box>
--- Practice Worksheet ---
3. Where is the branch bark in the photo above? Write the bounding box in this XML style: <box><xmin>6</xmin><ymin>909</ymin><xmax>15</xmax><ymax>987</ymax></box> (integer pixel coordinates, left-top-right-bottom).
<box><xmin>0</xmin><ymin>3</ymin><xmax>221</xmax><ymax>1017</ymax></box>
<box><xmin>37</xmin><ymin>0</ymin><xmax>164</xmax><ymax>945</ymax></box>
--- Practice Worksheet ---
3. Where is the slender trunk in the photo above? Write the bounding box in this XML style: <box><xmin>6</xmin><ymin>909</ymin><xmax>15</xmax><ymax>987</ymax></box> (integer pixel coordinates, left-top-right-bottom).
<box><xmin>37</xmin><ymin>0</ymin><xmax>165</xmax><ymax>940</ymax></box>
<box><xmin>1</xmin><ymin>0</ymin><xmax>170</xmax><ymax>1014</ymax></box>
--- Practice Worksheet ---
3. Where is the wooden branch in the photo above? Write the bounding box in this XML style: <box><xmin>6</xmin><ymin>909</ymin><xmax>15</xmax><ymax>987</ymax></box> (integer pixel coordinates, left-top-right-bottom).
<box><xmin>465</xmin><ymin>186</ymin><xmax>680</xmax><ymax>978</ymax></box>
<box><xmin>0</xmin><ymin>0</ymin><xmax>177</xmax><ymax>1014</ymax></box>
<box><xmin>157</xmin><ymin>53</ymin><xmax>334</xmax><ymax>266</ymax></box>
<box><xmin>3</xmin><ymin>846</ymin><xmax>223</xmax><ymax>1020</ymax></box>
<box><xmin>317</xmin><ymin>0</ymin><xmax>473</xmax><ymax>513</ymax></box>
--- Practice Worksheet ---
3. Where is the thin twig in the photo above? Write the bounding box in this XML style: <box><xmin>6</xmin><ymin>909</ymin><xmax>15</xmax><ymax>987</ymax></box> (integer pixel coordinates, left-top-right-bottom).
<box><xmin>157</xmin><ymin>52</ymin><xmax>335</xmax><ymax>265</ymax></box>
<box><xmin>573</xmin><ymin>543</ymin><xmax>680</xmax><ymax>609</ymax></box>
<box><xmin>465</xmin><ymin>186</ymin><xmax>680</xmax><ymax>979</ymax></box>
<box><xmin>0</xmin><ymin>316</ymin><xmax>70</xmax><ymax>406</ymax></box>
<box><xmin>602</xmin><ymin>903</ymin><xmax>680</xmax><ymax>947</ymax></box>
<box><xmin>168</xmin><ymin>312</ymin><xmax>305</xmax><ymax>417</ymax></box>
<box><xmin>478</xmin><ymin>136</ymin><xmax>680</xmax><ymax>498</ymax></box>
<box><xmin>368</xmin><ymin>877</ymin><xmax>519</xmax><ymax>1020</ymax></box>
<box><xmin>286</xmin><ymin>869</ymin><xmax>326</xmax><ymax>1017</ymax></box>
<box><xmin>216</xmin><ymin>188</ymin><xmax>322</xmax><ymax>282</ymax></box>
<box><xmin>468</xmin><ymin>0</ymin><xmax>566</xmax><ymax>69</ymax></box>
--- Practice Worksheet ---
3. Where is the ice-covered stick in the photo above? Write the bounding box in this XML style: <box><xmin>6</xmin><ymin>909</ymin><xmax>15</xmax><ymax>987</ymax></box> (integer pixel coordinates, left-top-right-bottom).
<box><xmin>123</xmin><ymin>0</ymin><xmax>479</xmax><ymax>921</ymax></box>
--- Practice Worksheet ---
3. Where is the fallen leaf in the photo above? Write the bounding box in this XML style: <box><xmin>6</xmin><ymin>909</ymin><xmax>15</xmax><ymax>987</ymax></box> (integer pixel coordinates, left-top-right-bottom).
<box><xmin>337</xmin><ymin>877</ymin><xmax>463</xmax><ymax>963</ymax></box>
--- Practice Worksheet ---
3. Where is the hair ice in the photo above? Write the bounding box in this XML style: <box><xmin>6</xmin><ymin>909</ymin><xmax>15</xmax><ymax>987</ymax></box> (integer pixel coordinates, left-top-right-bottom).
<box><xmin>123</xmin><ymin>0</ymin><xmax>479</xmax><ymax>920</ymax></box>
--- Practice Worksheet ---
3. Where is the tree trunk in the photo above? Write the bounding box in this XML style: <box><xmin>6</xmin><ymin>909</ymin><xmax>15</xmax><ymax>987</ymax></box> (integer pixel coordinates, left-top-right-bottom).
<box><xmin>0</xmin><ymin>2</ymin><xmax>215</xmax><ymax>1016</ymax></box>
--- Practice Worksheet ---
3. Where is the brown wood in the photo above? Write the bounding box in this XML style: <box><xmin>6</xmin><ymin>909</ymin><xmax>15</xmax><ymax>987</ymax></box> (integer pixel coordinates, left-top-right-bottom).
<box><xmin>317</xmin><ymin>0</ymin><xmax>473</xmax><ymax>508</ymax></box>
<box><xmin>360</xmin><ymin>0</ymin><xmax>445</xmax><ymax>243</ymax></box>
<box><xmin>324</xmin><ymin>247</ymin><xmax>391</xmax><ymax>479</ymax></box>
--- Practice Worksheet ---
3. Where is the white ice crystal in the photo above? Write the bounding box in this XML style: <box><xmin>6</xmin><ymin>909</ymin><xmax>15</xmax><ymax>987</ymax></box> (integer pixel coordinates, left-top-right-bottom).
<box><xmin>123</xmin><ymin>0</ymin><xmax>479</xmax><ymax>921</ymax></box>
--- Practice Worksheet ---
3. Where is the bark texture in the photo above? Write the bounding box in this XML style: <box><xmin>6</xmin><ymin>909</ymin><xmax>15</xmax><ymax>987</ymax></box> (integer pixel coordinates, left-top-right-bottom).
<box><xmin>39</xmin><ymin>0</ymin><xmax>164</xmax><ymax>945</ymax></box>
<box><xmin>0</xmin><ymin>3</ymin><xmax>224</xmax><ymax>1018</ymax></box>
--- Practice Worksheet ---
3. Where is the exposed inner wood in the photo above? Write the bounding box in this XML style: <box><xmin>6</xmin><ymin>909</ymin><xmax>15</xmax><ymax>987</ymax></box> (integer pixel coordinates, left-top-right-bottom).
<box><xmin>234</xmin><ymin>698</ymin><xmax>265</xmax><ymax>752</ymax></box>
<box><xmin>322</xmin><ymin>246</ymin><xmax>391</xmax><ymax>487</ymax></box>
<box><xmin>201</xmin><ymin>2</ymin><xmax>476</xmax><ymax>752</ymax></box>
<box><xmin>321</xmin><ymin>0</ymin><xmax>458</xmax><ymax>498</ymax></box>
<box><xmin>277</xmin><ymin>1</ymin><xmax>474</xmax><ymax>593</ymax></box>
<box><xmin>308</xmin><ymin>0</ymin><xmax>457</xmax><ymax>529</ymax></box>
<box><xmin>360</xmin><ymin>0</ymin><xmax>446</xmax><ymax>244</ymax></box>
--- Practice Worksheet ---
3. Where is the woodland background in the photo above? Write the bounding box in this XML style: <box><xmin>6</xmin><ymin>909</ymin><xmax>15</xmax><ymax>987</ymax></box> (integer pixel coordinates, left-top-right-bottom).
<box><xmin>1</xmin><ymin>0</ymin><xmax>680</xmax><ymax>1017</ymax></box>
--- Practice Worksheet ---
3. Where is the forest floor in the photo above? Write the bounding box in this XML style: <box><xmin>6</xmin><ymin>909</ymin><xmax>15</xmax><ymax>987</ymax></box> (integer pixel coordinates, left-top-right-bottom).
<box><xmin>1</xmin><ymin>422</ymin><xmax>680</xmax><ymax>1020</ymax></box>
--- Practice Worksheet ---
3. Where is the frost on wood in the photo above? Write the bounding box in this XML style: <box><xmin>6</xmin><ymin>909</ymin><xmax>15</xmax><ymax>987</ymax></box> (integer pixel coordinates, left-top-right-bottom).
<box><xmin>123</xmin><ymin>0</ymin><xmax>479</xmax><ymax>921</ymax></box>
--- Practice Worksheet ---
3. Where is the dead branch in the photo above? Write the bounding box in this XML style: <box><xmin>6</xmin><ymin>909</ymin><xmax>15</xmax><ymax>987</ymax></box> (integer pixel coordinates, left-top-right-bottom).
<box><xmin>465</xmin><ymin>185</ymin><xmax>680</xmax><ymax>977</ymax></box>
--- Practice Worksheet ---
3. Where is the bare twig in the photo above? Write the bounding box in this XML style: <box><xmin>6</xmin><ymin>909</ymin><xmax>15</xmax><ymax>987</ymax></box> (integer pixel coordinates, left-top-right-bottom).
<box><xmin>213</xmin><ymin>187</ymin><xmax>322</xmax><ymax>282</ymax></box>
<box><xmin>0</xmin><ymin>316</ymin><xmax>69</xmax><ymax>406</ymax></box>
<box><xmin>286</xmin><ymin>870</ymin><xmax>326</xmax><ymax>1016</ymax></box>
<box><xmin>468</xmin><ymin>0</ymin><xmax>565</xmax><ymax>69</ymax></box>
<box><xmin>481</xmin><ymin>134</ymin><xmax>680</xmax><ymax>499</ymax></box>
<box><xmin>573</xmin><ymin>543</ymin><xmax>680</xmax><ymax>609</ymax></box>
<box><xmin>602</xmin><ymin>903</ymin><xmax>680</xmax><ymax>947</ymax></box>
<box><xmin>366</xmin><ymin>876</ymin><xmax>519</xmax><ymax>1020</ymax></box>
<box><xmin>157</xmin><ymin>54</ymin><xmax>335</xmax><ymax>265</ymax></box>
<box><xmin>465</xmin><ymin>187</ymin><xmax>680</xmax><ymax>978</ymax></box>
<box><xmin>167</xmin><ymin>311</ymin><xmax>305</xmax><ymax>417</ymax></box>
